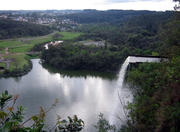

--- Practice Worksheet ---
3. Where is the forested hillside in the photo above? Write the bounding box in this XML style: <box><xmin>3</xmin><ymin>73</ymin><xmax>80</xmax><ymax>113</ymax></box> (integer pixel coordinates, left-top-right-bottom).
<box><xmin>121</xmin><ymin>12</ymin><xmax>180</xmax><ymax>132</ymax></box>
<box><xmin>93</xmin><ymin>11</ymin><xmax>180</xmax><ymax>132</ymax></box>
<box><xmin>74</xmin><ymin>10</ymin><xmax>174</xmax><ymax>51</ymax></box>
<box><xmin>0</xmin><ymin>7</ymin><xmax>180</xmax><ymax>132</ymax></box>
<box><xmin>64</xmin><ymin>10</ymin><xmax>173</xmax><ymax>24</ymax></box>
<box><xmin>42</xmin><ymin>10</ymin><xmax>176</xmax><ymax>72</ymax></box>
<box><xmin>0</xmin><ymin>18</ymin><xmax>52</xmax><ymax>39</ymax></box>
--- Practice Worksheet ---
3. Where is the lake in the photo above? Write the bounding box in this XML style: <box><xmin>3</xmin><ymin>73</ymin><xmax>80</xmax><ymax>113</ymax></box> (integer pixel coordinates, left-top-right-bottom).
<box><xmin>0</xmin><ymin>59</ymin><xmax>132</xmax><ymax>131</ymax></box>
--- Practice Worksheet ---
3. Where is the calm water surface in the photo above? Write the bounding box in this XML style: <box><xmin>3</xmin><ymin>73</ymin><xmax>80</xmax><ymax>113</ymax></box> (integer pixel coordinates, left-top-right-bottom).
<box><xmin>0</xmin><ymin>59</ymin><xmax>131</xmax><ymax>131</ymax></box>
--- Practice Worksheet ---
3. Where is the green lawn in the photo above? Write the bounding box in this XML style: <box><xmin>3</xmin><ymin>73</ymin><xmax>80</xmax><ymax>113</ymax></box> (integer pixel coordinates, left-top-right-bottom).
<box><xmin>4</xmin><ymin>54</ymin><xmax>29</xmax><ymax>71</ymax></box>
<box><xmin>0</xmin><ymin>32</ymin><xmax>82</xmax><ymax>72</ymax></box>
<box><xmin>0</xmin><ymin>33</ymin><xmax>54</xmax><ymax>53</ymax></box>
<box><xmin>0</xmin><ymin>40</ymin><xmax>23</xmax><ymax>49</ymax></box>
<box><xmin>0</xmin><ymin>32</ymin><xmax>82</xmax><ymax>53</ymax></box>
<box><xmin>0</xmin><ymin>62</ymin><xmax>6</xmax><ymax>68</ymax></box>
<box><xmin>58</xmin><ymin>32</ymin><xmax>82</xmax><ymax>40</ymax></box>
<box><xmin>9</xmin><ymin>45</ymin><xmax>33</xmax><ymax>53</ymax></box>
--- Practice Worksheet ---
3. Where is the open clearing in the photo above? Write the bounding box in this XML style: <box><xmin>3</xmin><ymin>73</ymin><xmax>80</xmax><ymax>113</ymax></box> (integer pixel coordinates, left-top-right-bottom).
<box><xmin>0</xmin><ymin>32</ymin><xmax>82</xmax><ymax>71</ymax></box>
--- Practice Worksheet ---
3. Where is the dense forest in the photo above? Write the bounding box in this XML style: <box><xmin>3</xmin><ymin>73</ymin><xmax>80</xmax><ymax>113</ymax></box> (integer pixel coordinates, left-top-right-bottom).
<box><xmin>42</xmin><ymin>44</ymin><xmax>125</xmax><ymax>72</ymax></box>
<box><xmin>74</xmin><ymin>10</ymin><xmax>174</xmax><ymax>49</ymax></box>
<box><xmin>90</xmin><ymin>11</ymin><xmax>180</xmax><ymax>132</ymax></box>
<box><xmin>0</xmin><ymin>7</ymin><xmax>180</xmax><ymax>131</ymax></box>
<box><xmin>0</xmin><ymin>18</ymin><xmax>52</xmax><ymax>39</ymax></box>
<box><xmin>41</xmin><ymin>10</ymin><xmax>176</xmax><ymax>72</ymax></box>
<box><xmin>41</xmin><ymin>10</ymin><xmax>180</xmax><ymax>132</ymax></box>
<box><xmin>64</xmin><ymin>10</ymin><xmax>172</xmax><ymax>24</ymax></box>
<box><xmin>116</xmin><ymin>12</ymin><xmax>180</xmax><ymax>132</ymax></box>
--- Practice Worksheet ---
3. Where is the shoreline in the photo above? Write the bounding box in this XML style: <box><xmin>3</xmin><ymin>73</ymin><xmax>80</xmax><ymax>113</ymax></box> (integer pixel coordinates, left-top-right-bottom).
<box><xmin>0</xmin><ymin>59</ymin><xmax>32</xmax><ymax>78</ymax></box>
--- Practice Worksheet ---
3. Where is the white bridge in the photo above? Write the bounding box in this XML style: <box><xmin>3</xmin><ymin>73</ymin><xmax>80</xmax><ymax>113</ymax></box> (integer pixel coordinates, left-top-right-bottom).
<box><xmin>109</xmin><ymin>56</ymin><xmax>167</xmax><ymax>128</ymax></box>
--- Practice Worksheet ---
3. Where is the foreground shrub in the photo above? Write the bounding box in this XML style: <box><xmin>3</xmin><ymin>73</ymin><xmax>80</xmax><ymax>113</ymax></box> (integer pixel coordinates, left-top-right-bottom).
<box><xmin>0</xmin><ymin>90</ymin><xmax>84</xmax><ymax>132</ymax></box>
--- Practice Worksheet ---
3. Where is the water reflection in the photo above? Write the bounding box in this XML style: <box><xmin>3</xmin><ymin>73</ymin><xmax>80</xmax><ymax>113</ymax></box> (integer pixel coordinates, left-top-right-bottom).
<box><xmin>42</xmin><ymin>63</ymin><xmax>118</xmax><ymax>80</ymax></box>
<box><xmin>0</xmin><ymin>59</ymin><xmax>118</xmax><ymax>132</ymax></box>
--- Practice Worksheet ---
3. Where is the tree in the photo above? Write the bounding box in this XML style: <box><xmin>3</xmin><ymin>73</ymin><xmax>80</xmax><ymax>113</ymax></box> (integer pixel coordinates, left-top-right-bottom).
<box><xmin>52</xmin><ymin>33</ymin><xmax>62</xmax><ymax>41</ymax></box>
<box><xmin>174</xmin><ymin>0</ymin><xmax>180</xmax><ymax>10</ymax></box>
<box><xmin>0</xmin><ymin>90</ymin><xmax>84</xmax><ymax>132</ymax></box>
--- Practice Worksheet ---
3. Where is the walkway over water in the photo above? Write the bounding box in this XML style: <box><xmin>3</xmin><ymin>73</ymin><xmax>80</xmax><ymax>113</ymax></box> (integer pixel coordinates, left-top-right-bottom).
<box><xmin>109</xmin><ymin>56</ymin><xmax>167</xmax><ymax>127</ymax></box>
<box><xmin>127</xmin><ymin>56</ymin><xmax>167</xmax><ymax>63</ymax></box>
<box><xmin>0</xmin><ymin>56</ymin><xmax>168</xmax><ymax>132</ymax></box>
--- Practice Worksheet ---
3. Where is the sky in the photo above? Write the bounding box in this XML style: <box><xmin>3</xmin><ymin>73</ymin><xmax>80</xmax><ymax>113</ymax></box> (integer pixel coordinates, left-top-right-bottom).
<box><xmin>0</xmin><ymin>0</ymin><xmax>176</xmax><ymax>11</ymax></box>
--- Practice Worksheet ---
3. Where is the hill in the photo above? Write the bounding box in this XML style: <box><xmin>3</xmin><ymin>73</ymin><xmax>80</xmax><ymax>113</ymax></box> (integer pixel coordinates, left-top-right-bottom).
<box><xmin>0</xmin><ymin>18</ymin><xmax>52</xmax><ymax>39</ymax></box>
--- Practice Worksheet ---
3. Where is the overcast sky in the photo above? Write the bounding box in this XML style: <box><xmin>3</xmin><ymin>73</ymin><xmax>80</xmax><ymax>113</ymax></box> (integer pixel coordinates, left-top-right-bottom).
<box><xmin>0</xmin><ymin>0</ymin><xmax>176</xmax><ymax>11</ymax></box>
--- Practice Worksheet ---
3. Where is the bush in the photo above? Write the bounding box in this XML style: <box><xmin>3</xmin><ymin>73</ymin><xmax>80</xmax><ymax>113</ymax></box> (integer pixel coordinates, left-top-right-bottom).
<box><xmin>0</xmin><ymin>90</ymin><xmax>84</xmax><ymax>132</ymax></box>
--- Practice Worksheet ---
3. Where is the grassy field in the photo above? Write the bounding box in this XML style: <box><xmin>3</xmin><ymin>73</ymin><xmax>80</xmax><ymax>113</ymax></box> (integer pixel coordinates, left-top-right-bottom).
<box><xmin>0</xmin><ymin>63</ymin><xmax>6</xmax><ymax>68</ymax></box>
<box><xmin>58</xmin><ymin>32</ymin><xmax>82</xmax><ymax>40</ymax></box>
<box><xmin>0</xmin><ymin>53</ymin><xmax>29</xmax><ymax>72</ymax></box>
<box><xmin>6</xmin><ymin>54</ymin><xmax>29</xmax><ymax>71</ymax></box>
<box><xmin>0</xmin><ymin>32</ymin><xmax>82</xmax><ymax>53</ymax></box>
<box><xmin>0</xmin><ymin>32</ymin><xmax>82</xmax><ymax>72</ymax></box>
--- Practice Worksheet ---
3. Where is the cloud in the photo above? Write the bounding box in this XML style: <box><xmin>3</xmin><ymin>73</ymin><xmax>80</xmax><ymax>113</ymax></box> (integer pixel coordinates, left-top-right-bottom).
<box><xmin>101</xmin><ymin>0</ymin><xmax>174</xmax><ymax>11</ymax></box>
<box><xmin>0</xmin><ymin>0</ymin><xmax>174</xmax><ymax>11</ymax></box>
<box><xmin>106</xmin><ymin>0</ymin><xmax>164</xmax><ymax>3</ymax></box>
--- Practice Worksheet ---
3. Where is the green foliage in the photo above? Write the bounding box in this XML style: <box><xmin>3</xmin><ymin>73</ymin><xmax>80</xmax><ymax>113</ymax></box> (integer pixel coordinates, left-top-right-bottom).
<box><xmin>124</xmin><ymin>13</ymin><xmax>180</xmax><ymax>131</ymax></box>
<box><xmin>75</xmin><ymin>11</ymin><xmax>174</xmax><ymax>55</ymax></box>
<box><xmin>0</xmin><ymin>31</ymin><xmax>82</xmax><ymax>77</ymax></box>
<box><xmin>55</xmin><ymin>115</ymin><xmax>84</xmax><ymax>132</ymax></box>
<box><xmin>58</xmin><ymin>32</ymin><xmax>82</xmax><ymax>40</ymax></box>
<box><xmin>94</xmin><ymin>113</ymin><xmax>116</xmax><ymax>132</ymax></box>
<box><xmin>0</xmin><ymin>90</ymin><xmax>12</xmax><ymax>110</ymax></box>
<box><xmin>66</xmin><ymin>10</ymin><xmax>173</xmax><ymax>25</ymax></box>
<box><xmin>159</xmin><ymin>12</ymin><xmax>180</xmax><ymax>57</ymax></box>
<box><xmin>125</xmin><ymin>56</ymin><xmax>180</xmax><ymax>132</ymax></box>
<box><xmin>52</xmin><ymin>33</ymin><xmax>63</xmax><ymax>41</ymax></box>
<box><xmin>0</xmin><ymin>18</ymin><xmax>52</xmax><ymax>39</ymax></box>
<box><xmin>41</xmin><ymin>43</ymin><xmax>129</xmax><ymax>72</ymax></box>
<box><xmin>0</xmin><ymin>91</ymin><xmax>84</xmax><ymax>132</ymax></box>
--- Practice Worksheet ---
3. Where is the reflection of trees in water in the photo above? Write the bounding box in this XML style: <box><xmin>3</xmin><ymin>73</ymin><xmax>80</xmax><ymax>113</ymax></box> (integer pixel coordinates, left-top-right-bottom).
<box><xmin>41</xmin><ymin>63</ymin><xmax>118</xmax><ymax>81</ymax></box>
<box><xmin>0</xmin><ymin>59</ymin><xmax>119</xmax><ymax>131</ymax></box>
<box><xmin>13</xmin><ymin>76</ymin><xmax>22</xmax><ymax>82</ymax></box>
